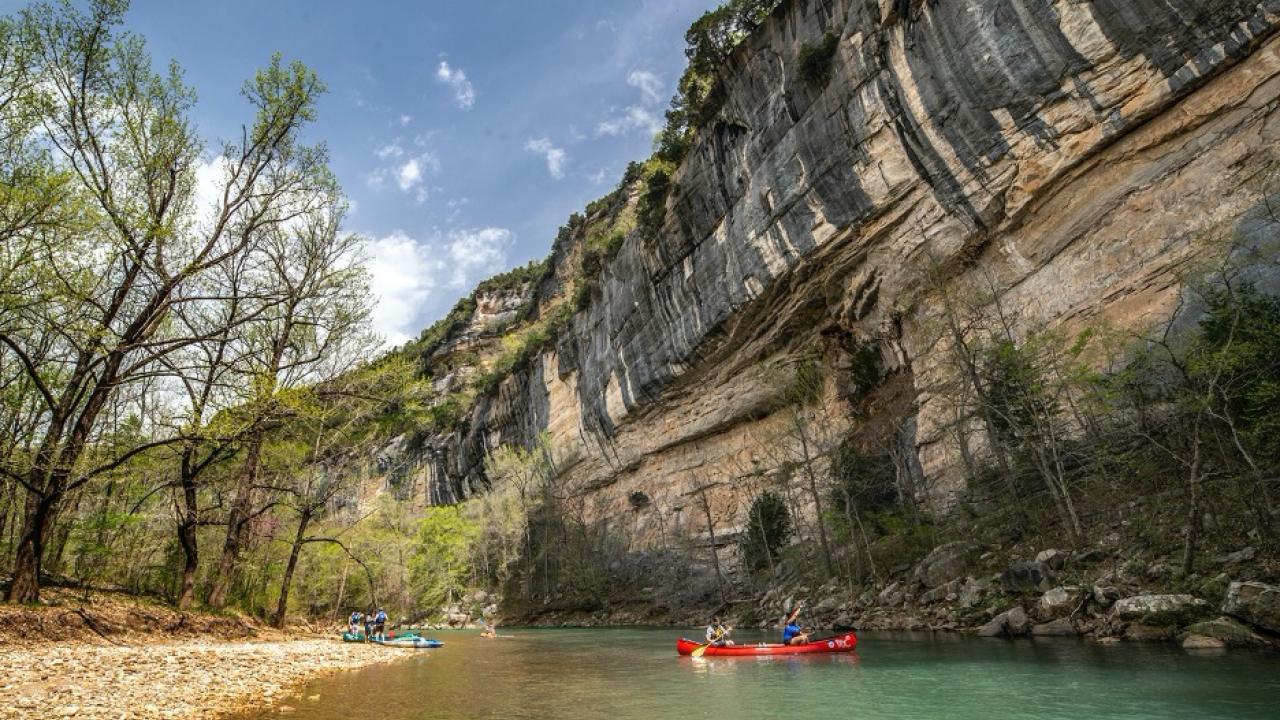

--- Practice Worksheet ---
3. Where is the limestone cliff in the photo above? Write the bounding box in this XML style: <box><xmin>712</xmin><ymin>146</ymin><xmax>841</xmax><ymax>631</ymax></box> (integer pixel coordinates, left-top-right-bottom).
<box><xmin>397</xmin><ymin>0</ymin><xmax>1280</xmax><ymax>548</ymax></box>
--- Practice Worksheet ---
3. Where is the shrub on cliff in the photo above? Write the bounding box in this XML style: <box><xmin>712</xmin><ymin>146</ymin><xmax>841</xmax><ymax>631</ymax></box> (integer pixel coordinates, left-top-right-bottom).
<box><xmin>637</xmin><ymin>158</ymin><xmax>677</xmax><ymax>239</ymax></box>
<box><xmin>796</xmin><ymin>32</ymin><xmax>839</xmax><ymax>89</ymax></box>
<box><xmin>742</xmin><ymin>491</ymin><xmax>792</xmax><ymax>572</ymax></box>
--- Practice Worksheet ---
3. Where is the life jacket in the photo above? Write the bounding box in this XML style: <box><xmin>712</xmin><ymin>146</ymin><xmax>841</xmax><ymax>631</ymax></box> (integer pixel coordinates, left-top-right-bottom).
<box><xmin>375</xmin><ymin>611</ymin><xmax>387</xmax><ymax>623</ymax></box>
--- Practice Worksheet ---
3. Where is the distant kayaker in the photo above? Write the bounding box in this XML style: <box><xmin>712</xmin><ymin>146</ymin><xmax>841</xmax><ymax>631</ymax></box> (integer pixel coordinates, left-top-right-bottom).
<box><xmin>782</xmin><ymin>602</ymin><xmax>810</xmax><ymax>646</ymax></box>
<box><xmin>705</xmin><ymin>616</ymin><xmax>734</xmax><ymax>647</ymax></box>
<box><xmin>348</xmin><ymin>610</ymin><xmax>364</xmax><ymax>636</ymax></box>
<box><xmin>372</xmin><ymin>608</ymin><xmax>388</xmax><ymax>640</ymax></box>
<box><xmin>481</xmin><ymin>622</ymin><xmax>497</xmax><ymax>639</ymax></box>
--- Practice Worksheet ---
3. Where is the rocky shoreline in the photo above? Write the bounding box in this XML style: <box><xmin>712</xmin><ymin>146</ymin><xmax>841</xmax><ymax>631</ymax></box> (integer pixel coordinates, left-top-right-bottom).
<box><xmin>0</xmin><ymin>638</ymin><xmax>404</xmax><ymax>720</ymax></box>
<box><xmin>494</xmin><ymin>542</ymin><xmax>1280</xmax><ymax>654</ymax></box>
<box><xmin>0</xmin><ymin>590</ymin><xmax>408</xmax><ymax>720</ymax></box>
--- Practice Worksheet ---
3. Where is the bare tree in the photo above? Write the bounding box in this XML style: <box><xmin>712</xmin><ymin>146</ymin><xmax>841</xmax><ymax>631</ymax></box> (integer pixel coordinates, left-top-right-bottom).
<box><xmin>0</xmin><ymin>0</ymin><xmax>333</xmax><ymax>603</ymax></box>
<box><xmin>208</xmin><ymin>194</ymin><xmax>373</xmax><ymax>608</ymax></box>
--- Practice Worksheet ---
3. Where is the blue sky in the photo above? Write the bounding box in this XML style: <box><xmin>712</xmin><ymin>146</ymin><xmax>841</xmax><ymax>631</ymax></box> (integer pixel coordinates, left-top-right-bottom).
<box><xmin>3</xmin><ymin>0</ymin><xmax>717</xmax><ymax>345</ymax></box>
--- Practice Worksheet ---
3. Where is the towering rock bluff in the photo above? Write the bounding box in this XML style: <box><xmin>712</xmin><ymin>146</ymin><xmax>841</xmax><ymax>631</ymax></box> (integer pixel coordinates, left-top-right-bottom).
<box><xmin>409</xmin><ymin>0</ymin><xmax>1280</xmax><ymax>546</ymax></box>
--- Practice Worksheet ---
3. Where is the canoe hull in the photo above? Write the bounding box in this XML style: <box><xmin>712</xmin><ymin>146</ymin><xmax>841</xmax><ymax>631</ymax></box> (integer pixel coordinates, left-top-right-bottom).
<box><xmin>676</xmin><ymin>633</ymin><xmax>857</xmax><ymax>656</ymax></box>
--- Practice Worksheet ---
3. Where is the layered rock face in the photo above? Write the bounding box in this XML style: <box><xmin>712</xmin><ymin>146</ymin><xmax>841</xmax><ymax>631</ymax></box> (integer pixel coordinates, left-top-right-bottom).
<box><xmin>418</xmin><ymin>0</ymin><xmax>1280</xmax><ymax>543</ymax></box>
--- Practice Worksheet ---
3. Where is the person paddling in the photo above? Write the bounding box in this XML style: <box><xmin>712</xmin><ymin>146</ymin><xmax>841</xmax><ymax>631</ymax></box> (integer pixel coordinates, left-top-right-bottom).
<box><xmin>705</xmin><ymin>615</ymin><xmax>734</xmax><ymax>647</ymax></box>
<box><xmin>782</xmin><ymin>602</ymin><xmax>810</xmax><ymax>646</ymax></box>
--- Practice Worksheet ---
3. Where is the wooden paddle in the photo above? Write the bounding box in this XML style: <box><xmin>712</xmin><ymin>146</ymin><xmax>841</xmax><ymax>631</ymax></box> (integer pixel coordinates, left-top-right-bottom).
<box><xmin>691</xmin><ymin>626</ymin><xmax>731</xmax><ymax>657</ymax></box>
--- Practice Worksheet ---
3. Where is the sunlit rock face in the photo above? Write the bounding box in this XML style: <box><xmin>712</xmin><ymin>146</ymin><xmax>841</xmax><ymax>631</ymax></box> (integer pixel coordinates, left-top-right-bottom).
<box><xmin>413</xmin><ymin>0</ymin><xmax>1280</xmax><ymax>539</ymax></box>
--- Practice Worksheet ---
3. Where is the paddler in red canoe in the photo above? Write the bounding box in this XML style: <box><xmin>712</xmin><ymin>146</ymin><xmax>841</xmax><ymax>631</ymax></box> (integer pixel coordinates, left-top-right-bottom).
<box><xmin>782</xmin><ymin>601</ymin><xmax>811</xmax><ymax>646</ymax></box>
<box><xmin>705</xmin><ymin>615</ymin><xmax>734</xmax><ymax>647</ymax></box>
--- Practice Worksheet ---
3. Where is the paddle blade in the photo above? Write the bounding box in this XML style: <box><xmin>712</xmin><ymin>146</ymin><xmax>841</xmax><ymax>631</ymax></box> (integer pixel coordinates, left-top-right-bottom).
<box><xmin>691</xmin><ymin>643</ymin><xmax>709</xmax><ymax>657</ymax></box>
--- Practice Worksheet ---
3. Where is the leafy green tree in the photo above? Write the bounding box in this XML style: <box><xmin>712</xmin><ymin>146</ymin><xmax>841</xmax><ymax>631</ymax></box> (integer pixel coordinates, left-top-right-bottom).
<box><xmin>409</xmin><ymin>506</ymin><xmax>479</xmax><ymax>610</ymax></box>
<box><xmin>267</xmin><ymin>360</ymin><xmax>411</xmax><ymax>627</ymax></box>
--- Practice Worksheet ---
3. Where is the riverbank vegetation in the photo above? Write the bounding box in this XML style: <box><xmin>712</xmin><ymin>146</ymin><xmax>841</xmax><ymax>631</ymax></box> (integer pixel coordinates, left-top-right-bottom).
<box><xmin>0</xmin><ymin>0</ymin><xmax>423</xmax><ymax>621</ymax></box>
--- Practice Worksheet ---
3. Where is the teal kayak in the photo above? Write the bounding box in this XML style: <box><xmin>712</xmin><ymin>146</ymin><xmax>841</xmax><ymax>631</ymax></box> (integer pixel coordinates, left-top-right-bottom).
<box><xmin>341</xmin><ymin>630</ymin><xmax>421</xmax><ymax>643</ymax></box>
<box><xmin>372</xmin><ymin>636</ymin><xmax>443</xmax><ymax>649</ymax></box>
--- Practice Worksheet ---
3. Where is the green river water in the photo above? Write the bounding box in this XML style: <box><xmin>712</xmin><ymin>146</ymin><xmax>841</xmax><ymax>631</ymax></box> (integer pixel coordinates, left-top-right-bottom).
<box><xmin>236</xmin><ymin>629</ymin><xmax>1279</xmax><ymax>720</ymax></box>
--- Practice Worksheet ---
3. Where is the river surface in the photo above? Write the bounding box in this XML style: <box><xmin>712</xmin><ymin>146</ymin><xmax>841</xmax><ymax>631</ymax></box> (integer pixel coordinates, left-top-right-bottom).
<box><xmin>237</xmin><ymin>628</ymin><xmax>1279</xmax><ymax>720</ymax></box>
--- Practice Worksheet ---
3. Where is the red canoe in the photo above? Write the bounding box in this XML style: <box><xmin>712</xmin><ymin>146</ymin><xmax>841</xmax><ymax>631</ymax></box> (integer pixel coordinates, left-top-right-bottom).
<box><xmin>676</xmin><ymin>632</ymin><xmax>857</xmax><ymax>656</ymax></box>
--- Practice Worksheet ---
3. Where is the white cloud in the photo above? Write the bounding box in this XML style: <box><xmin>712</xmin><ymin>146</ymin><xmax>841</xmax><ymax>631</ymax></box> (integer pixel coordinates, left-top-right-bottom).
<box><xmin>525</xmin><ymin>137</ymin><xmax>567</xmax><ymax>179</ymax></box>
<box><xmin>446</xmin><ymin>227</ymin><xmax>512</xmax><ymax>288</ymax></box>
<box><xmin>358</xmin><ymin>226</ymin><xmax>516</xmax><ymax>346</ymax></box>
<box><xmin>192</xmin><ymin>157</ymin><xmax>227</xmax><ymax>223</ymax></box>
<box><xmin>367</xmin><ymin>139</ymin><xmax>439</xmax><ymax>202</ymax></box>
<box><xmin>398</xmin><ymin>114</ymin><xmax>413</xmax><ymax>126</ymax></box>
<box><xmin>436</xmin><ymin>61</ymin><xmax>476</xmax><ymax>110</ymax></box>
<box><xmin>596</xmin><ymin>106</ymin><xmax>662</xmax><ymax>137</ymax></box>
<box><xmin>596</xmin><ymin>68</ymin><xmax>667</xmax><ymax>138</ymax></box>
<box><xmin>363</xmin><ymin>232</ymin><xmax>441</xmax><ymax>347</ymax></box>
<box><xmin>445</xmin><ymin>196</ymin><xmax>469</xmax><ymax>223</ymax></box>
<box><xmin>397</xmin><ymin>157</ymin><xmax>423</xmax><ymax>191</ymax></box>
<box><xmin>627</xmin><ymin>70</ymin><xmax>663</xmax><ymax>105</ymax></box>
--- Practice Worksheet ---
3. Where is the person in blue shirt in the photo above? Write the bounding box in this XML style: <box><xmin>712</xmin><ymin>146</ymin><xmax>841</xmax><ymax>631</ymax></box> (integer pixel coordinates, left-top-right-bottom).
<box><xmin>372</xmin><ymin>608</ymin><xmax>388</xmax><ymax>640</ymax></box>
<box><xmin>782</xmin><ymin>601</ymin><xmax>810</xmax><ymax>645</ymax></box>
<box><xmin>348</xmin><ymin>610</ymin><xmax>364</xmax><ymax>636</ymax></box>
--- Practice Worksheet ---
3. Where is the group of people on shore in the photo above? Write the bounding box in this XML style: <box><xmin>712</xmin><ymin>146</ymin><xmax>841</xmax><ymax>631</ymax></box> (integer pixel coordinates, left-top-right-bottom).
<box><xmin>348</xmin><ymin>608</ymin><xmax>388</xmax><ymax>640</ymax></box>
<box><xmin>704</xmin><ymin>600</ymin><xmax>811</xmax><ymax>648</ymax></box>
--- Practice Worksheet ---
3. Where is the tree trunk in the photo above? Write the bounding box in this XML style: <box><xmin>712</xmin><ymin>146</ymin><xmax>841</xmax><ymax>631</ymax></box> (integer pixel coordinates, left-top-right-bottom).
<box><xmin>842</xmin><ymin>485</ymin><xmax>878</xmax><ymax>582</ymax></box>
<box><xmin>1181</xmin><ymin>420</ymin><xmax>1204</xmax><ymax>578</ymax></box>
<box><xmin>1220</xmin><ymin>408</ymin><xmax>1275</xmax><ymax>540</ymax></box>
<box><xmin>332</xmin><ymin>561</ymin><xmax>349</xmax><ymax>624</ymax></box>
<box><xmin>175</xmin><ymin>452</ymin><xmax>202</xmax><ymax>610</ymax></box>
<box><xmin>45</xmin><ymin>490</ymin><xmax>83</xmax><ymax>578</ymax></box>
<box><xmin>700</xmin><ymin>491</ymin><xmax>724</xmax><ymax>601</ymax></box>
<box><xmin>941</xmin><ymin>302</ymin><xmax>1025</xmax><ymax>522</ymax></box>
<box><xmin>840</xmin><ymin>486</ymin><xmax>860</xmax><ymax>587</ymax></box>
<box><xmin>207</xmin><ymin>439</ymin><xmax>262</xmax><ymax>608</ymax></box>
<box><xmin>273</xmin><ymin>511</ymin><xmax>311</xmax><ymax>629</ymax></box>
<box><xmin>176</xmin><ymin>517</ymin><xmax>199</xmax><ymax>609</ymax></box>
<box><xmin>7</xmin><ymin>490</ymin><xmax>56</xmax><ymax>603</ymax></box>
<box><xmin>794</xmin><ymin>414</ymin><xmax>834</xmax><ymax>577</ymax></box>
<box><xmin>0</xmin><ymin>481</ymin><xmax>10</xmax><ymax>564</ymax></box>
